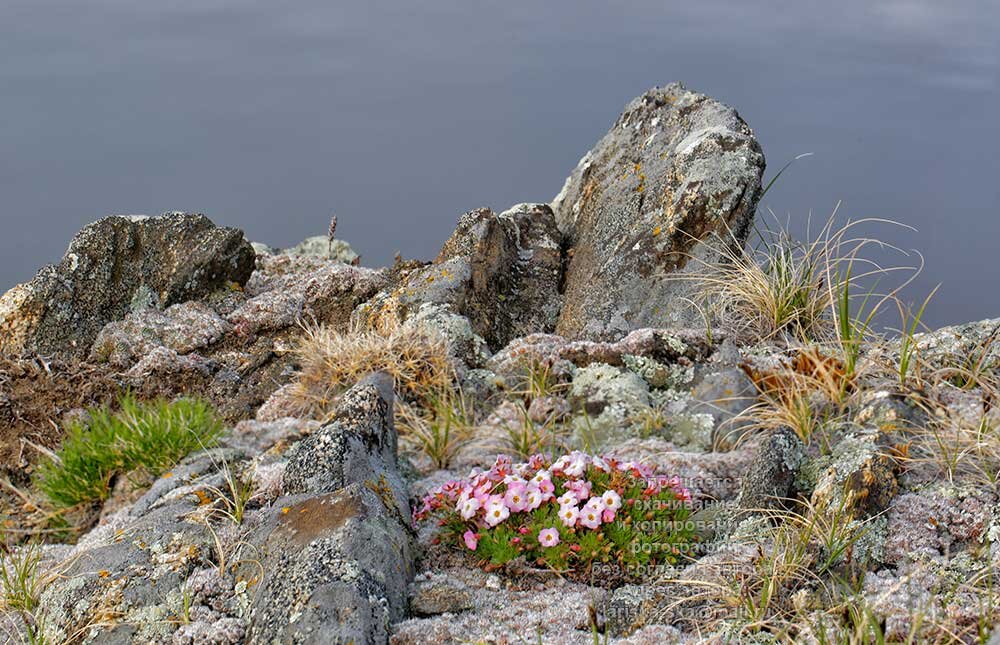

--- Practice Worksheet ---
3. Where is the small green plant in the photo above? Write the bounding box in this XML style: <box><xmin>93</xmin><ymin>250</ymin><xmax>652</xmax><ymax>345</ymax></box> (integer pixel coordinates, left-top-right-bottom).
<box><xmin>832</xmin><ymin>263</ymin><xmax>876</xmax><ymax>387</ymax></box>
<box><xmin>206</xmin><ymin>461</ymin><xmax>257</xmax><ymax>526</ymax></box>
<box><xmin>896</xmin><ymin>288</ymin><xmax>936</xmax><ymax>387</ymax></box>
<box><xmin>516</xmin><ymin>360</ymin><xmax>566</xmax><ymax>401</ymax></box>
<box><xmin>938</xmin><ymin>332</ymin><xmax>998</xmax><ymax>393</ymax></box>
<box><xmin>397</xmin><ymin>389</ymin><xmax>474</xmax><ymax>469</ymax></box>
<box><xmin>503</xmin><ymin>404</ymin><xmax>565</xmax><ymax>460</ymax></box>
<box><xmin>0</xmin><ymin>541</ymin><xmax>42</xmax><ymax>613</ymax></box>
<box><xmin>0</xmin><ymin>538</ymin><xmax>54</xmax><ymax>644</ymax></box>
<box><xmin>179</xmin><ymin>583</ymin><xmax>193</xmax><ymax>625</ymax></box>
<box><xmin>632</xmin><ymin>404</ymin><xmax>670</xmax><ymax>439</ymax></box>
<box><xmin>36</xmin><ymin>395</ymin><xmax>222</xmax><ymax>509</ymax></box>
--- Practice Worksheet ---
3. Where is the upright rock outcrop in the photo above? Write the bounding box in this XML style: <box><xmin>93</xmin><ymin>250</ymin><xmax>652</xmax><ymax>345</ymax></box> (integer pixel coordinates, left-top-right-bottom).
<box><xmin>553</xmin><ymin>83</ymin><xmax>766</xmax><ymax>339</ymax></box>
<box><xmin>0</xmin><ymin>213</ymin><xmax>255</xmax><ymax>355</ymax></box>
<box><xmin>355</xmin><ymin>203</ymin><xmax>562</xmax><ymax>352</ymax></box>
<box><xmin>249</xmin><ymin>372</ymin><xmax>413</xmax><ymax>644</ymax></box>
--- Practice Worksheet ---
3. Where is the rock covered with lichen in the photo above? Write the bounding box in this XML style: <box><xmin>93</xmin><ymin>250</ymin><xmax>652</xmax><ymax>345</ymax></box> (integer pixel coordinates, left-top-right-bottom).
<box><xmin>552</xmin><ymin>82</ymin><xmax>766</xmax><ymax>339</ymax></box>
<box><xmin>355</xmin><ymin>203</ymin><xmax>563</xmax><ymax>353</ymax></box>
<box><xmin>0</xmin><ymin>213</ymin><xmax>255</xmax><ymax>356</ymax></box>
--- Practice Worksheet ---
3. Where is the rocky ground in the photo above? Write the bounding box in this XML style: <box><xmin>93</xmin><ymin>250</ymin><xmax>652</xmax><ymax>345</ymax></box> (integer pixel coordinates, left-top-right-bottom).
<box><xmin>0</xmin><ymin>83</ymin><xmax>998</xmax><ymax>644</ymax></box>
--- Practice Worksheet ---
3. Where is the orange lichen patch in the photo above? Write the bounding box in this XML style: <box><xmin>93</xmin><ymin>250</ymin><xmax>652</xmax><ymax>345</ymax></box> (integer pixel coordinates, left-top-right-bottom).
<box><xmin>365</xmin><ymin>475</ymin><xmax>401</xmax><ymax>515</ymax></box>
<box><xmin>192</xmin><ymin>489</ymin><xmax>214</xmax><ymax>506</ymax></box>
<box><xmin>274</xmin><ymin>491</ymin><xmax>362</xmax><ymax>548</ymax></box>
<box><xmin>580</xmin><ymin>178</ymin><xmax>598</xmax><ymax>211</ymax></box>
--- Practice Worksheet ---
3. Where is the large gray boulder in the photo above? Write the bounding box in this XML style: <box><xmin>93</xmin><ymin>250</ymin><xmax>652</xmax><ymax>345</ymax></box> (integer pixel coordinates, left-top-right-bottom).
<box><xmin>0</xmin><ymin>213</ymin><xmax>255</xmax><ymax>355</ymax></box>
<box><xmin>355</xmin><ymin>203</ymin><xmax>562</xmax><ymax>352</ymax></box>
<box><xmin>552</xmin><ymin>83</ymin><xmax>766</xmax><ymax>339</ymax></box>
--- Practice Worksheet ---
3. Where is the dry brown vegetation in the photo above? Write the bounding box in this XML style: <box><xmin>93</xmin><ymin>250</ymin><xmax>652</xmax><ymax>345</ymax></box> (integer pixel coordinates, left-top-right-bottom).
<box><xmin>289</xmin><ymin>320</ymin><xmax>454</xmax><ymax>420</ymax></box>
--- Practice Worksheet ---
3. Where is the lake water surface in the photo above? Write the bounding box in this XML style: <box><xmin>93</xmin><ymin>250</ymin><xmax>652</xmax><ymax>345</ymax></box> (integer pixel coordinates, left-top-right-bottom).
<box><xmin>2</xmin><ymin>1</ymin><xmax>998</xmax><ymax>327</ymax></box>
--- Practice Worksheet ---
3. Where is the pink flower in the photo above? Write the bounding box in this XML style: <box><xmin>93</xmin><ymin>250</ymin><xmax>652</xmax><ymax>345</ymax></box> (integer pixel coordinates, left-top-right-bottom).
<box><xmin>537</xmin><ymin>478</ymin><xmax>555</xmax><ymax>499</ymax></box>
<box><xmin>458</xmin><ymin>494</ymin><xmax>481</xmax><ymax>520</ymax></box>
<box><xmin>552</xmin><ymin>454</ymin><xmax>571</xmax><ymax>472</ymax></box>
<box><xmin>601</xmin><ymin>490</ymin><xmax>622</xmax><ymax>511</ymax></box>
<box><xmin>484</xmin><ymin>500</ymin><xmax>510</xmax><ymax>527</ymax></box>
<box><xmin>463</xmin><ymin>530</ymin><xmax>478</xmax><ymax>550</ymax></box>
<box><xmin>472</xmin><ymin>481</ymin><xmax>492</xmax><ymax>504</ymax></box>
<box><xmin>558</xmin><ymin>504</ymin><xmax>580</xmax><ymax>527</ymax></box>
<box><xmin>538</xmin><ymin>528</ymin><xmax>560</xmax><ymax>547</ymax></box>
<box><xmin>602</xmin><ymin>508</ymin><xmax>616</xmax><ymax>523</ymax></box>
<box><xmin>524</xmin><ymin>485</ymin><xmax>543</xmax><ymax>511</ymax></box>
<box><xmin>583</xmin><ymin>496</ymin><xmax>606</xmax><ymax>513</ymax></box>
<box><xmin>557</xmin><ymin>491</ymin><xmax>578</xmax><ymax>507</ymax></box>
<box><xmin>528</xmin><ymin>454</ymin><xmax>549</xmax><ymax>471</ymax></box>
<box><xmin>579</xmin><ymin>507</ymin><xmax>602</xmax><ymax>530</ymax></box>
<box><xmin>563</xmin><ymin>456</ymin><xmax>587</xmax><ymax>478</ymax></box>
<box><xmin>566</xmin><ymin>480</ymin><xmax>592</xmax><ymax>499</ymax></box>
<box><xmin>440</xmin><ymin>480</ymin><xmax>463</xmax><ymax>499</ymax></box>
<box><xmin>504</xmin><ymin>483</ymin><xmax>528</xmax><ymax>512</ymax></box>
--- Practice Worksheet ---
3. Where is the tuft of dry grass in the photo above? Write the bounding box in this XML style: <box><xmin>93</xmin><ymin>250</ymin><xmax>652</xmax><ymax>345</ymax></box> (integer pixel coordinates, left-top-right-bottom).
<box><xmin>512</xmin><ymin>360</ymin><xmax>567</xmax><ymax>402</ymax></box>
<box><xmin>290</xmin><ymin>320</ymin><xmax>454</xmax><ymax>419</ymax></box>
<box><xmin>904</xmin><ymin>392</ymin><xmax>1000</xmax><ymax>487</ymax></box>
<box><xmin>0</xmin><ymin>535</ymin><xmax>73</xmax><ymax>644</ymax></box>
<box><xmin>502</xmin><ymin>402</ymin><xmax>567</xmax><ymax>460</ymax></box>
<box><xmin>737</xmin><ymin>346</ymin><xmax>857</xmax><ymax>450</ymax></box>
<box><xmin>203</xmin><ymin>460</ymin><xmax>258</xmax><ymax>526</ymax></box>
<box><xmin>660</xmin><ymin>499</ymin><xmax>994</xmax><ymax>643</ymax></box>
<box><xmin>691</xmin><ymin>210</ymin><xmax>917</xmax><ymax>345</ymax></box>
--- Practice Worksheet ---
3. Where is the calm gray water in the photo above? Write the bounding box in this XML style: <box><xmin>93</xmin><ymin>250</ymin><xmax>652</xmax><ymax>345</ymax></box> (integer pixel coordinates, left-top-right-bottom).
<box><xmin>2</xmin><ymin>1</ymin><xmax>998</xmax><ymax>328</ymax></box>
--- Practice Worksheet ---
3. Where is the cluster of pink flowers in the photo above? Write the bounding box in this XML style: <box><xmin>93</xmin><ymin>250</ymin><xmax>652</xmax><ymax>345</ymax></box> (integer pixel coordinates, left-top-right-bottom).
<box><xmin>414</xmin><ymin>451</ymin><xmax>692</xmax><ymax>552</ymax></box>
